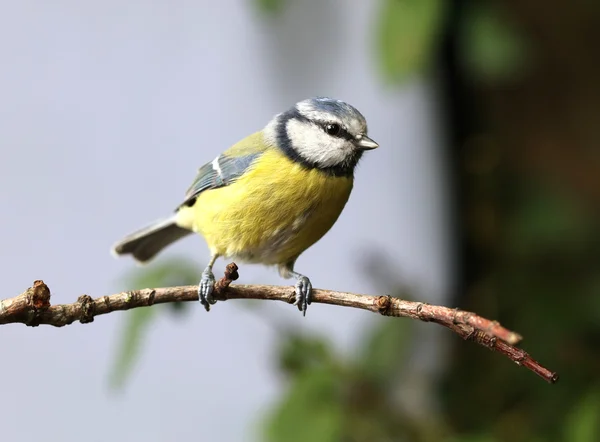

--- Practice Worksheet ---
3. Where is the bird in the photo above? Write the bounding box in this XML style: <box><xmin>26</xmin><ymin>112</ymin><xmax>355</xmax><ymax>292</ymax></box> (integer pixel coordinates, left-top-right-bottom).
<box><xmin>111</xmin><ymin>97</ymin><xmax>378</xmax><ymax>315</ymax></box>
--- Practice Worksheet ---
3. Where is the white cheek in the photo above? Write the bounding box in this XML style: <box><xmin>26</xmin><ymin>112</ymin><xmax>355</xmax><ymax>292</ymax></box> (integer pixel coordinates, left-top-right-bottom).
<box><xmin>286</xmin><ymin>119</ymin><xmax>350</xmax><ymax>167</ymax></box>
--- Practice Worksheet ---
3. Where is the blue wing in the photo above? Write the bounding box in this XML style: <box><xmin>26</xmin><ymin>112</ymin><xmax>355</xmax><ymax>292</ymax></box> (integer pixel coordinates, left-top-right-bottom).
<box><xmin>178</xmin><ymin>152</ymin><xmax>262</xmax><ymax>208</ymax></box>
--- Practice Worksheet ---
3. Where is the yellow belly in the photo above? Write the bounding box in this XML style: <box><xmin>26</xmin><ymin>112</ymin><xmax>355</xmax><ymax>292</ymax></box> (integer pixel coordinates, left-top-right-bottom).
<box><xmin>176</xmin><ymin>148</ymin><xmax>353</xmax><ymax>265</ymax></box>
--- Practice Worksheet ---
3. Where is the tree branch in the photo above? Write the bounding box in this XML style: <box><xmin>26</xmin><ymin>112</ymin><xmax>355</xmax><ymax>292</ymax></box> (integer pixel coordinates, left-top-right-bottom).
<box><xmin>0</xmin><ymin>263</ymin><xmax>558</xmax><ymax>384</ymax></box>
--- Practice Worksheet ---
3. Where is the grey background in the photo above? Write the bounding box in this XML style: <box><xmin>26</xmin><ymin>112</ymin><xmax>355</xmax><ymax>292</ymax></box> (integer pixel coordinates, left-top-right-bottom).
<box><xmin>0</xmin><ymin>1</ymin><xmax>452</xmax><ymax>440</ymax></box>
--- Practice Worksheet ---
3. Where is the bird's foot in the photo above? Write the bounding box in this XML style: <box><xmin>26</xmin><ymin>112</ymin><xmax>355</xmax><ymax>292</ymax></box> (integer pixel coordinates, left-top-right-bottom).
<box><xmin>293</xmin><ymin>276</ymin><xmax>312</xmax><ymax>316</ymax></box>
<box><xmin>198</xmin><ymin>268</ymin><xmax>216</xmax><ymax>312</ymax></box>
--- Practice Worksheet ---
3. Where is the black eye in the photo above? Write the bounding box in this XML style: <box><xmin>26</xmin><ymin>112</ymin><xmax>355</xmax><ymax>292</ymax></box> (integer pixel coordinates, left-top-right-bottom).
<box><xmin>325</xmin><ymin>123</ymin><xmax>341</xmax><ymax>136</ymax></box>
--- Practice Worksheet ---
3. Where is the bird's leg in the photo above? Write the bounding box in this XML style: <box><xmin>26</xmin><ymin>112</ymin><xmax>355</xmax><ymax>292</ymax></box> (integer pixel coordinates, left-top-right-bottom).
<box><xmin>198</xmin><ymin>254</ymin><xmax>219</xmax><ymax>312</ymax></box>
<box><xmin>289</xmin><ymin>269</ymin><xmax>313</xmax><ymax>317</ymax></box>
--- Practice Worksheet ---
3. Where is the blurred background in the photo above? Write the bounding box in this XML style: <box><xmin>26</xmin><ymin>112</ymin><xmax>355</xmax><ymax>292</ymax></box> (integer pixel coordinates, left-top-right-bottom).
<box><xmin>1</xmin><ymin>0</ymin><xmax>599</xmax><ymax>441</ymax></box>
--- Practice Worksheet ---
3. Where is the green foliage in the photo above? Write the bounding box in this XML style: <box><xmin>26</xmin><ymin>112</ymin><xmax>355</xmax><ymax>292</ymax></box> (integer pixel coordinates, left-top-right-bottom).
<box><xmin>109</xmin><ymin>302</ymin><xmax>156</xmax><ymax>390</ymax></box>
<box><xmin>264</xmin><ymin>314</ymin><xmax>420</xmax><ymax>441</ymax></box>
<box><xmin>356</xmin><ymin>317</ymin><xmax>413</xmax><ymax>384</ymax></box>
<box><xmin>460</xmin><ymin>2</ymin><xmax>531</xmax><ymax>82</ymax></box>
<box><xmin>278</xmin><ymin>333</ymin><xmax>335</xmax><ymax>376</ymax></box>
<box><xmin>109</xmin><ymin>257</ymin><xmax>200</xmax><ymax>390</ymax></box>
<box><xmin>266</xmin><ymin>365</ymin><xmax>345</xmax><ymax>442</ymax></box>
<box><xmin>564</xmin><ymin>387</ymin><xmax>600</xmax><ymax>442</ymax></box>
<box><xmin>377</xmin><ymin>0</ymin><xmax>447</xmax><ymax>83</ymax></box>
<box><xmin>375</xmin><ymin>0</ymin><xmax>531</xmax><ymax>84</ymax></box>
<box><xmin>254</xmin><ymin>0</ymin><xmax>285</xmax><ymax>14</ymax></box>
<box><xmin>266</xmin><ymin>333</ymin><xmax>344</xmax><ymax>441</ymax></box>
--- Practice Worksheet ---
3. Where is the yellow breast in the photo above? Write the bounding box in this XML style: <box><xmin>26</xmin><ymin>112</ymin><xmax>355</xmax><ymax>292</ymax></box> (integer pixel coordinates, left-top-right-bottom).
<box><xmin>176</xmin><ymin>148</ymin><xmax>353</xmax><ymax>265</ymax></box>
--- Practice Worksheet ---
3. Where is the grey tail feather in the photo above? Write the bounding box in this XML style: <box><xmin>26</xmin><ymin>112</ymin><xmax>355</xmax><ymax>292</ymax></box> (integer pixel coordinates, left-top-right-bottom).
<box><xmin>111</xmin><ymin>216</ymin><xmax>192</xmax><ymax>263</ymax></box>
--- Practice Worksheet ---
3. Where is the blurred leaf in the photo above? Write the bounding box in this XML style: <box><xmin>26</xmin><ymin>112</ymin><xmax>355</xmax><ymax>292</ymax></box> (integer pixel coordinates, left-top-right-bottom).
<box><xmin>255</xmin><ymin>0</ymin><xmax>285</xmax><ymax>14</ymax></box>
<box><xmin>143</xmin><ymin>257</ymin><xmax>202</xmax><ymax>288</ymax></box>
<box><xmin>564</xmin><ymin>388</ymin><xmax>600</xmax><ymax>442</ymax></box>
<box><xmin>377</xmin><ymin>0</ymin><xmax>447</xmax><ymax>82</ymax></box>
<box><xmin>109</xmin><ymin>257</ymin><xmax>200</xmax><ymax>390</ymax></box>
<box><xmin>265</xmin><ymin>367</ymin><xmax>344</xmax><ymax>442</ymax></box>
<box><xmin>461</xmin><ymin>3</ymin><xmax>531</xmax><ymax>82</ymax></box>
<box><xmin>356</xmin><ymin>317</ymin><xmax>413</xmax><ymax>383</ymax></box>
<box><xmin>278</xmin><ymin>333</ymin><xmax>334</xmax><ymax>376</ymax></box>
<box><xmin>108</xmin><ymin>306</ymin><xmax>156</xmax><ymax>390</ymax></box>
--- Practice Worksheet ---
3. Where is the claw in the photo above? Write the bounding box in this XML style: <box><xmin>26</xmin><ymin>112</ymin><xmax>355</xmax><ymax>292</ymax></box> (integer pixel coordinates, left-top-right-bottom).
<box><xmin>293</xmin><ymin>276</ymin><xmax>312</xmax><ymax>316</ymax></box>
<box><xmin>198</xmin><ymin>268</ymin><xmax>216</xmax><ymax>312</ymax></box>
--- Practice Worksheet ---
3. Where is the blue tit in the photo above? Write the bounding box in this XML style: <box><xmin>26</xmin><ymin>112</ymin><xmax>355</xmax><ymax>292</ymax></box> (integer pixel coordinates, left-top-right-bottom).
<box><xmin>112</xmin><ymin>97</ymin><xmax>378</xmax><ymax>315</ymax></box>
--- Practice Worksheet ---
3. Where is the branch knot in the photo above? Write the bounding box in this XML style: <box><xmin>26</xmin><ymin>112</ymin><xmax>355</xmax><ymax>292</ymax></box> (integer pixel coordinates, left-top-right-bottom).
<box><xmin>147</xmin><ymin>290</ymin><xmax>156</xmax><ymax>306</ymax></box>
<box><xmin>24</xmin><ymin>280</ymin><xmax>51</xmax><ymax>327</ymax></box>
<box><xmin>375</xmin><ymin>295</ymin><xmax>392</xmax><ymax>315</ymax></box>
<box><xmin>416</xmin><ymin>302</ymin><xmax>431</xmax><ymax>322</ymax></box>
<box><xmin>77</xmin><ymin>295</ymin><xmax>95</xmax><ymax>324</ymax></box>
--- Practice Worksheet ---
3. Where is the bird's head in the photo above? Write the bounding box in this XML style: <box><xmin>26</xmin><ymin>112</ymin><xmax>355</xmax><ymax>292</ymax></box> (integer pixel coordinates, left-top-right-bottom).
<box><xmin>265</xmin><ymin>97</ymin><xmax>378</xmax><ymax>176</ymax></box>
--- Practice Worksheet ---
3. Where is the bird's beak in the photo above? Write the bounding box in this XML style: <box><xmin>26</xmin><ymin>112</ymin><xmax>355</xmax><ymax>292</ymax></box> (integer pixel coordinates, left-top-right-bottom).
<box><xmin>355</xmin><ymin>134</ymin><xmax>379</xmax><ymax>150</ymax></box>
